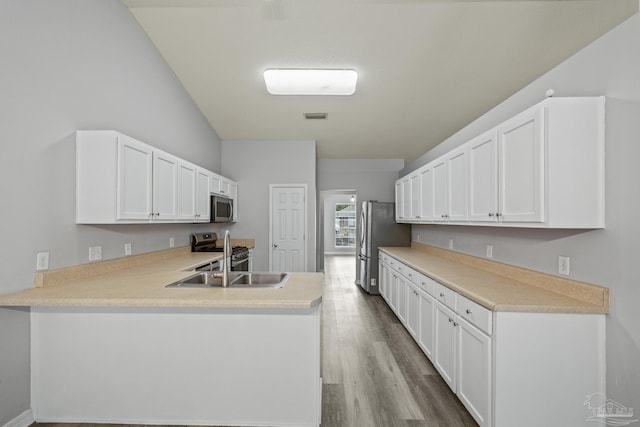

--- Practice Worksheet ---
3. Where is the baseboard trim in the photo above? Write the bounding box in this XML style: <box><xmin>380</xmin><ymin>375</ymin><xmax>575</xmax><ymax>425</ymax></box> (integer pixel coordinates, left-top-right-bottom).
<box><xmin>3</xmin><ymin>409</ymin><xmax>34</xmax><ymax>427</ymax></box>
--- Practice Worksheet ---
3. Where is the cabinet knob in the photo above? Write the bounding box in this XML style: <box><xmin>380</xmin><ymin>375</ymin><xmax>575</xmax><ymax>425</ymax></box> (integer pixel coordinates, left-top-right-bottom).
<box><xmin>453</xmin><ymin>321</ymin><xmax>458</xmax><ymax>327</ymax></box>
<box><xmin>466</xmin><ymin>309</ymin><xmax>472</xmax><ymax>315</ymax></box>
<box><xmin>488</xmin><ymin>212</ymin><xmax>494</xmax><ymax>217</ymax></box>
<box><xmin>440</xmin><ymin>292</ymin><xmax>445</xmax><ymax>298</ymax></box>
<box><xmin>496</xmin><ymin>212</ymin><xmax>502</xmax><ymax>217</ymax></box>
<box><xmin>448</xmin><ymin>317</ymin><xmax>453</xmax><ymax>323</ymax></box>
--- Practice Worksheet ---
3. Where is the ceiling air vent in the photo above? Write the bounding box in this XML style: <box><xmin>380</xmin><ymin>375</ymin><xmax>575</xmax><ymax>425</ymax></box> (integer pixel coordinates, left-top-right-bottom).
<box><xmin>304</xmin><ymin>112</ymin><xmax>328</xmax><ymax>120</ymax></box>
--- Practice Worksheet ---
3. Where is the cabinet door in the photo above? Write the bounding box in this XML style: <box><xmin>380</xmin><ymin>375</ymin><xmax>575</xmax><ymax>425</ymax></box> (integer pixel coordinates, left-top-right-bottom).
<box><xmin>447</xmin><ymin>146</ymin><xmax>468</xmax><ymax>221</ymax></box>
<box><xmin>419</xmin><ymin>166</ymin><xmax>434</xmax><ymax>221</ymax></box>
<box><xmin>229</xmin><ymin>181</ymin><xmax>238</xmax><ymax>222</ymax></box>
<box><xmin>401</xmin><ymin>177</ymin><xmax>412</xmax><ymax>221</ymax></box>
<box><xmin>397</xmin><ymin>274</ymin><xmax>408</xmax><ymax>323</ymax></box>
<box><xmin>210</xmin><ymin>174</ymin><xmax>222</xmax><ymax>195</ymax></box>
<box><xmin>152</xmin><ymin>150</ymin><xmax>178</xmax><ymax>221</ymax></box>
<box><xmin>498</xmin><ymin>106</ymin><xmax>545</xmax><ymax>223</ymax></box>
<box><xmin>389</xmin><ymin>271</ymin><xmax>399</xmax><ymax>313</ymax></box>
<box><xmin>457</xmin><ymin>317</ymin><xmax>492</xmax><ymax>427</ymax></box>
<box><xmin>117</xmin><ymin>135</ymin><xmax>153</xmax><ymax>220</ymax></box>
<box><xmin>432</xmin><ymin>157</ymin><xmax>448</xmax><ymax>221</ymax></box>
<box><xmin>177</xmin><ymin>161</ymin><xmax>197</xmax><ymax>220</ymax></box>
<box><xmin>406</xmin><ymin>282</ymin><xmax>420</xmax><ymax>338</ymax></box>
<box><xmin>434</xmin><ymin>301</ymin><xmax>457</xmax><ymax>392</ymax></box>
<box><xmin>220</xmin><ymin>179</ymin><xmax>231</xmax><ymax>196</ymax></box>
<box><xmin>410</xmin><ymin>173</ymin><xmax>421</xmax><ymax>221</ymax></box>
<box><xmin>418</xmin><ymin>290</ymin><xmax>435</xmax><ymax>361</ymax></box>
<box><xmin>469</xmin><ymin>130</ymin><xmax>498</xmax><ymax>222</ymax></box>
<box><xmin>195</xmin><ymin>168</ymin><xmax>211</xmax><ymax>222</ymax></box>
<box><xmin>395</xmin><ymin>181</ymin><xmax>403</xmax><ymax>222</ymax></box>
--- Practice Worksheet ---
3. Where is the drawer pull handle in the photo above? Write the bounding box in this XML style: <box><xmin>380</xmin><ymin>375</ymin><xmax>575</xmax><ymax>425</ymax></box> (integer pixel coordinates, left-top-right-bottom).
<box><xmin>466</xmin><ymin>309</ymin><xmax>472</xmax><ymax>315</ymax></box>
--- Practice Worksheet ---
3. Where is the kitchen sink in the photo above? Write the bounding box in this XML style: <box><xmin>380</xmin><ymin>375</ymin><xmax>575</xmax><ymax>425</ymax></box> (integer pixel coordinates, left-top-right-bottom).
<box><xmin>166</xmin><ymin>272</ymin><xmax>289</xmax><ymax>288</ymax></box>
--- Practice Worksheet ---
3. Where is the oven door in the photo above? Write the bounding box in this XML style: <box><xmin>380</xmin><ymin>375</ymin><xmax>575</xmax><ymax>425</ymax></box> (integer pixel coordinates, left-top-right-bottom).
<box><xmin>211</xmin><ymin>196</ymin><xmax>233</xmax><ymax>223</ymax></box>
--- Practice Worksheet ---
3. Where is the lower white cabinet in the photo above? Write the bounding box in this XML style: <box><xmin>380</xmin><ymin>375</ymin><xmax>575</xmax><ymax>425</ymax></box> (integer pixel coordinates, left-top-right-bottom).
<box><xmin>417</xmin><ymin>290</ymin><xmax>435</xmax><ymax>361</ymax></box>
<box><xmin>457</xmin><ymin>316</ymin><xmax>492</xmax><ymax>427</ymax></box>
<box><xmin>379</xmin><ymin>250</ymin><xmax>605</xmax><ymax>427</ymax></box>
<box><xmin>406</xmin><ymin>282</ymin><xmax>420</xmax><ymax>338</ymax></box>
<box><xmin>434</xmin><ymin>301</ymin><xmax>458</xmax><ymax>392</ymax></box>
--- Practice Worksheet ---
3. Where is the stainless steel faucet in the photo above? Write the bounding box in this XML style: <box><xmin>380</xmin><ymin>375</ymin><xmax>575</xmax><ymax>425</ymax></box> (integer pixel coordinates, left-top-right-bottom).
<box><xmin>213</xmin><ymin>230</ymin><xmax>231</xmax><ymax>287</ymax></box>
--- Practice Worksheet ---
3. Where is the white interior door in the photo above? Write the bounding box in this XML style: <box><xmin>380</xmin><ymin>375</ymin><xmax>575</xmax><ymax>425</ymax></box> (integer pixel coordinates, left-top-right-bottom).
<box><xmin>270</xmin><ymin>185</ymin><xmax>306</xmax><ymax>272</ymax></box>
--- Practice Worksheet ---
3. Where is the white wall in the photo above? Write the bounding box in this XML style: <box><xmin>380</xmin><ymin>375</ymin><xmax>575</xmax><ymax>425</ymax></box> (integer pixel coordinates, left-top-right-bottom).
<box><xmin>324</xmin><ymin>193</ymin><xmax>357</xmax><ymax>255</ymax></box>
<box><xmin>221</xmin><ymin>140</ymin><xmax>317</xmax><ymax>272</ymax></box>
<box><xmin>0</xmin><ymin>1</ymin><xmax>224</xmax><ymax>424</ymax></box>
<box><xmin>406</xmin><ymin>11</ymin><xmax>640</xmax><ymax>411</ymax></box>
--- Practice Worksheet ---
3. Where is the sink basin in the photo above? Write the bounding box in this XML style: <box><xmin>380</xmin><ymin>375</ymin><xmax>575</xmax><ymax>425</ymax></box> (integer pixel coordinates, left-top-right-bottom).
<box><xmin>166</xmin><ymin>272</ymin><xmax>289</xmax><ymax>288</ymax></box>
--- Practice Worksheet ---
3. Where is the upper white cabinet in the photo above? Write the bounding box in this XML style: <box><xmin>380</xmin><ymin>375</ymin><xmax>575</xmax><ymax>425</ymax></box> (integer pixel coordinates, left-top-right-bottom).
<box><xmin>76</xmin><ymin>130</ymin><xmax>235</xmax><ymax>224</ymax></box>
<box><xmin>397</xmin><ymin>96</ymin><xmax>605</xmax><ymax>228</ymax></box>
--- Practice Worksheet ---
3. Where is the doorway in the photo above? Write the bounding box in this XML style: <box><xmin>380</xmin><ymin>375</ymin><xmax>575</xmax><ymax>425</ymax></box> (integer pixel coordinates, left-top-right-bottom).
<box><xmin>317</xmin><ymin>189</ymin><xmax>357</xmax><ymax>273</ymax></box>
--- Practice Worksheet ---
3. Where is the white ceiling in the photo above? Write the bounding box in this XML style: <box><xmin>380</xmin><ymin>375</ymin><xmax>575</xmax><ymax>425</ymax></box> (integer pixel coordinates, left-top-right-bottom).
<box><xmin>122</xmin><ymin>0</ymin><xmax>637</xmax><ymax>162</ymax></box>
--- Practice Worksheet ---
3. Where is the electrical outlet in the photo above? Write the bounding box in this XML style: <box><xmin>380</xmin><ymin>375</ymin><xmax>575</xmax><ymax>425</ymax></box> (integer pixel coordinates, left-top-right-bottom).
<box><xmin>89</xmin><ymin>246</ymin><xmax>102</xmax><ymax>261</ymax></box>
<box><xmin>124</xmin><ymin>243</ymin><xmax>132</xmax><ymax>256</ymax></box>
<box><xmin>169</xmin><ymin>237</ymin><xmax>175</xmax><ymax>248</ymax></box>
<box><xmin>558</xmin><ymin>256</ymin><xmax>570</xmax><ymax>276</ymax></box>
<box><xmin>36</xmin><ymin>252</ymin><xmax>49</xmax><ymax>271</ymax></box>
<box><xmin>448</xmin><ymin>239</ymin><xmax>454</xmax><ymax>250</ymax></box>
<box><xmin>486</xmin><ymin>245</ymin><xmax>493</xmax><ymax>259</ymax></box>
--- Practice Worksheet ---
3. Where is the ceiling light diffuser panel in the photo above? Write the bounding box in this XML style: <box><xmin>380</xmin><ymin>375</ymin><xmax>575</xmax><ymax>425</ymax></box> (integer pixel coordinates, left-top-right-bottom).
<box><xmin>264</xmin><ymin>69</ymin><xmax>358</xmax><ymax>95</ymax></box>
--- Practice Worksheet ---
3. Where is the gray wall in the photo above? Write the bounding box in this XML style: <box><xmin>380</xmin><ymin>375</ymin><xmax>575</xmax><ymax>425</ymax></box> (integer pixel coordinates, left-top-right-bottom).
<box><xmin>221</xmin><ymin>140</ymin><xmax>317</xmax><ymax>272</ymax></box>
<box><xmin>409</xmin><ymin>11</ymin><xmax>640</xmax><ymax>411</ymax></box>
<box><xmin>0</xmin><ymin>1</ymin><xmax>223</xmax><ymax>424</ymax></box>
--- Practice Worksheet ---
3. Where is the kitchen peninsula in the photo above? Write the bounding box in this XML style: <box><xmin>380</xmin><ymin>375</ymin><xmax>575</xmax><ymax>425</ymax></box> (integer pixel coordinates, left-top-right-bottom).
<box><xmin>0</xmin><ymin>246</ymin><xmax>323</xmax><ymax>427</ymax></box>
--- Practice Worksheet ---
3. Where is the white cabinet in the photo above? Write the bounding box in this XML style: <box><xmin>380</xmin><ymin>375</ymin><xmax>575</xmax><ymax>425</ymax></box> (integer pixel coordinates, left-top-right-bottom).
<box><xmin>211</xmin><ymin>173</ymin><xmax>235</xmax><ymax>197</ymax></box>
<box><xmin>394</xmin><ymin>181</ymin><xmax>403</xmax><ymax>222</ymax></box>
<box><xmin>195</xmin><ymin>168</ymin><xmax>212</xmax><ymax>222</ymax></box>
<box><xmin>419</xmin><ymin>166</ymin><xmax>434</xmax><ymax>221</ymax></box>
<box><xmin>468</xmin><ymin>130</ymin><xmax>498</xmax><ymax>222</ymax></box>
<box><xmin>447</xmin><ymin>145</ymin><xmax>468</xmax><ymax>222</ymax></box>
<box><xmin>76</xmin><ymin>130</ymin><xmax>227</xmax><ymax>224</ymax></box>
<box><xmin>497</xmin><ymin>105</ymin><xmax>545</xmax><ymax>223</ymax></box>
<box><xmin>229</xmin><ymin>181</ymin><xmax>238</xmax><ymax>222</ymax></box>
<box><xmin>396</xmin><ymin>273</ymin><xmax>408</xmax><ymax>324</ymax></box>
<box><xmin>434</xmin><ymin>301</ymin><xmax>458</xmax><ymax>391</ymax></box>
<box><xmin>406</xmin><ymin>281</ymin><xmax>420</xmax><ymax>338</ymax></box>
<box><xmin>395</xmin><ymin>96</ymin><xmax>605</xmax><ymax>228</ymax></box>
<box><xmin>432</xmin><ymin>157</ymin><xmax>448</xmax><ymax>222</ymax></box>
<box><xmin>177</xmin><ymin>160</ymin><xmax>197</xmax><ymax>221</ymax></box>
<box><xmin>116</xmin><ymin>135</ymin><xmax>154</xmax><ymax>221</ymax></box>
<box><xmin>457</xmin><ymin>316</ymin><xmax>492</xmax><ymax>427</ymax></box>
<box><xmin>152</xmin><ymin>150</ymin><xmax>179</xmax><ymax>221</ymax></box>
<box><xmin>417</xmin><ymin>289</ymin><xmax>435</xmax><ymax>361</ymax></box>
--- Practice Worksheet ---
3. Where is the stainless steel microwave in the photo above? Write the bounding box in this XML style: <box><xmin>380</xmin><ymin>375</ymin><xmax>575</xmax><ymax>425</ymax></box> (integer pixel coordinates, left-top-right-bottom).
<box><xmin>210</xmin><ymin>195</ymin><xmax>233</xmax><ymax>223</ymax></box>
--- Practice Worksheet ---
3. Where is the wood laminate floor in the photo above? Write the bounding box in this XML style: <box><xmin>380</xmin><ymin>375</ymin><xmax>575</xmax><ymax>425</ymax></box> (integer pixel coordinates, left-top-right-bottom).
<box><xmin>33</xmin><ymin>255</ymin><xmax>477</xmax><ymax>427</ymax></box>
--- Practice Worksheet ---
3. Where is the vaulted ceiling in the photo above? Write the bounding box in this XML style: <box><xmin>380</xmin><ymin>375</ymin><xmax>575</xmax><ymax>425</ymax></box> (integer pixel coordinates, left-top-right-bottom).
<box><xmin>122</xmin><ymin>0</ymin><xmax>637</xmax><ymax>162</ymax></box>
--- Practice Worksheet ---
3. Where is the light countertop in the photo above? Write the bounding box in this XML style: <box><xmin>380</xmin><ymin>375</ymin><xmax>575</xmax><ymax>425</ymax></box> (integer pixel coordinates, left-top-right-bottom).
<box><xmin>380</xmin><ymin>243</ymin><xmax>608</xmax><ymax>314</ymax></box>
<box><xmin>0</xmin><ymin>246</ymin><xmax>323</xmax><ymax>310</ymax></box>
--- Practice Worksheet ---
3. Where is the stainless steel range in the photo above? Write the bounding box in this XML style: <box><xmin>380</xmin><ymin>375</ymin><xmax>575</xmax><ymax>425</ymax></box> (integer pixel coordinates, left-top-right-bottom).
<box><xmin>191</xmin><ymin>233</ymin><xmax>249</xmax><ymax>271</ymax></box>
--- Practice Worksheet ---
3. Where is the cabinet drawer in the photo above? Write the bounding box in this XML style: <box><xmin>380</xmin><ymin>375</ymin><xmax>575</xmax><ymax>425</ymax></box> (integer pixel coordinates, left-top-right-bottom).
<box><xmin>434</xmin><ymin>282</ymin><xmax>456</xmax><ymax>310</ymax></box>
<box><xmin>380</xmin><ymin>253</ymin><xmax>390</xmax><ymax>264</ymax></box>
<box><xmin>457</xmin><ymin>294</ymin><xmax>492</xmax><ymax>336</ymax></box>
<box><xmin>416</xmin><ymin>273</ymin><xmax>435</xmax><ymax>296</ymax></box>
<box><xmin>403</xmin><ymin>266</ymin><xmax>420</xmax><ymax>284</ymax></box>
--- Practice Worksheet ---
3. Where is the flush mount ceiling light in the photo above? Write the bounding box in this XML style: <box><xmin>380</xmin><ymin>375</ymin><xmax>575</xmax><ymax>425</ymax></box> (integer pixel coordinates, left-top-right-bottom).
<box><xmin>263</xmin><ymin>69</ymin><xmax>358</xmax><ymax>95</ymax></box>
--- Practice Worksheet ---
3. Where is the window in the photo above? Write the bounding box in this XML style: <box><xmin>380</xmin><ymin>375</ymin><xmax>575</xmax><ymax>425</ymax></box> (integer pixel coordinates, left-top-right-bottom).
<box><xmin>335</xmin><ymin>203</ymin><xmax>356</xmax><ymax>247</ymax></box>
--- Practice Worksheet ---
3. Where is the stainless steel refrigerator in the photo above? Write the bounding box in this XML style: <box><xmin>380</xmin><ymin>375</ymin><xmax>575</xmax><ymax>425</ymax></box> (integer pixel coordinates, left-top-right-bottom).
<box><xmin>357</xmin><ymin>201</ymin><xmax>411</xmax><ymax>294</ymax></box>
